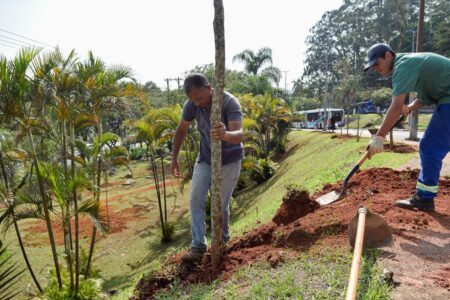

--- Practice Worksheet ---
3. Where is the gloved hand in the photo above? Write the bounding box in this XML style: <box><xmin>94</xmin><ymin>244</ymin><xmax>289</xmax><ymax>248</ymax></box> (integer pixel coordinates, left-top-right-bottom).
<box><xmin>402</xmin><ymin>105</ymin><xmax>411</xmax><ymax>116</ymax></box>
<box><xmin>367</xmin><ymin>135</ymin><xmax>384</xmax><ymax>159</ymax></box>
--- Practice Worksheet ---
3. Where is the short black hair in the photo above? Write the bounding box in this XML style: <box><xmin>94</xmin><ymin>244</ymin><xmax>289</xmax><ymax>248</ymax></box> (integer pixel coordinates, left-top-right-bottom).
<box><xmin>183</xmin><ymin>73</ymin><xmax>210</xmax><ymax>94</ymax></box>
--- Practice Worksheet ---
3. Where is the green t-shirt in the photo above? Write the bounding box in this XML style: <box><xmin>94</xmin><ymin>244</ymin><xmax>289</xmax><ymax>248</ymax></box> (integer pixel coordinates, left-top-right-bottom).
<box><xmin>392</xmin><ymin>52</ymin><xmax>450</xmax><ymax>105</ymax></box>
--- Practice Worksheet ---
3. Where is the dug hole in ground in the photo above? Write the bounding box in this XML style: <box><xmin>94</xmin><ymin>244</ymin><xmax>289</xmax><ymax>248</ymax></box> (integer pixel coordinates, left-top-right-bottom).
<box><xmin>135</xmin><ymin>147</ymin><xmax>450</xmax><ymax>300</ymax></box>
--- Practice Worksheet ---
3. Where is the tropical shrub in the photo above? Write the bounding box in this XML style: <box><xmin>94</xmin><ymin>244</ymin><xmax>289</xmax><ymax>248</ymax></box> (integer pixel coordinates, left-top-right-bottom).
<box><xmin>129</xmin><ymin>147</ymin><xmax>147</xmax><ymax>160</ymax></box>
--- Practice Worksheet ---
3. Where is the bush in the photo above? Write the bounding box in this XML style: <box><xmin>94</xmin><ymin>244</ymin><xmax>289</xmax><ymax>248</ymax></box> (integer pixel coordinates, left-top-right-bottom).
<box><xmin>236</xmin><ymin>157</ymin><xmax>278</xmax><ymax>191</ymax></box>
<box><xmin>161</xmin><ymin>222</ymin><xmax>176</xmax><ymax>242</ymax></box>
<box><xmin>129</xmin><ymin>147</ymin><xmax>146</xmax><ymax>160</ymax></box>
<box><xmin>43</xmin><ymin>269</ymin><xmax>105</xmax><ymax>300</ymax></box>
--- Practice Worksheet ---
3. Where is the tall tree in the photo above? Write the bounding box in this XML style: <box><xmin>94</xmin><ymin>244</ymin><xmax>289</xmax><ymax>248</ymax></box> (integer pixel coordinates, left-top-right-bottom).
<box><xmin>233</xmin><ymin>48</ymin><xmax>282</xmax><ymax>85</ymax></box>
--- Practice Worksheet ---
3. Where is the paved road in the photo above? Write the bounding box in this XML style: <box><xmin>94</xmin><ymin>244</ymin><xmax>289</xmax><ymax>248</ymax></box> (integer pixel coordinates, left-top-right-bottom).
<box><xmin>296</xmin><ymin>128</ymin><xmax>424</xmax><ymax>142</ymax></box>
<box><xmin>294</xmin><ymin>128</ymin><xmax>450</xmax><ymax>176</ymax></box>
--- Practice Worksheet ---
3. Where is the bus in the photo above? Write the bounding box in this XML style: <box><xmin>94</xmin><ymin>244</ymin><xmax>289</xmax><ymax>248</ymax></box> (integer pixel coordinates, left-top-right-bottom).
<box><xmin>292</xmin><ymin>108</ymin><xmax>345</xmax><ymax>129</ymax></box>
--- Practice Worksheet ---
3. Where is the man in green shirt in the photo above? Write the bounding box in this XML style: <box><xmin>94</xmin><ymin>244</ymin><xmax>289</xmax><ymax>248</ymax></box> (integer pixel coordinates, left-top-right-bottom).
<box><xmin>365</xmin><ymin>43</ymin><xmax>450</xmax><ymax>211</ymax></box>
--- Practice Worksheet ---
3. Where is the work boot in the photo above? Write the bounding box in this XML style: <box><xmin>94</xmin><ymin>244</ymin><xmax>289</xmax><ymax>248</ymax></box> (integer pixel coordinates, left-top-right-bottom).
<box><xmin>395</xmin><ymin>194</ymin><xmax>435</xmax><ymax>211</ymax></box>
<box><xmin>181</xmin><ymin>247</ymin><xmax>206</xmax><ymax>262</ymax></box>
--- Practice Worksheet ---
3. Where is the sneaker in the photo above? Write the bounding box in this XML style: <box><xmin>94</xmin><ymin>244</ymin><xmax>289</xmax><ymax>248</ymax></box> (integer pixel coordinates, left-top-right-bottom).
<box><xmin>181</xmin><ymin>247</ymin><xmax>206</xmax><ymax>262</ymax></box>
<box><xmin>395</xmin><ymin>194</ymin><xmax>435</xmax><ymax>211</ymax></box>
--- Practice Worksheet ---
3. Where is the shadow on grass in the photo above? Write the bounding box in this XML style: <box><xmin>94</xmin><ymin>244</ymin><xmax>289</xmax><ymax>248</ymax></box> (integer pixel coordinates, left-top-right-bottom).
<box><xmin>231</xmin><ymin>158</ymin><xmax>291</xmax><ymax>222</ymax></box>
<box><xmin>131</xmin><ymin>212</ymin><xmax>192</xmax><ymax>269</ymax></box>
<box><xmin>103</xmin><ymin>269</ymin><xmax>143</xmax><ymax>292</ymax></box>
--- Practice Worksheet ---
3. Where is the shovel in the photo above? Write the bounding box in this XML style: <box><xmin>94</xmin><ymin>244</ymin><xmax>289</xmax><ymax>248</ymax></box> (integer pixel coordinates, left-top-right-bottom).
<box><xmin>345</xmin><ymin>207</ymin><xmax>392</xmax><ymax>300</ymax></box>
<box><xmin>316</xmin><ymin>115</ymin><xmax>406</xmax><ymax>206</ymax></box>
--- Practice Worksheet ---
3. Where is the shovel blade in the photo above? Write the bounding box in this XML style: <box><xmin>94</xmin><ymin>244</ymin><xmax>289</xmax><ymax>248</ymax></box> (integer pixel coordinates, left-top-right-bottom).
<box><xmin>348</xmin><ymin>210</ymin><xmax>392</xmax><ymax>248</ymax></box>
<box><xmin>316</xmin><ymin>191</ymin><xmax>341</xmax><ymax>206</ymax></box>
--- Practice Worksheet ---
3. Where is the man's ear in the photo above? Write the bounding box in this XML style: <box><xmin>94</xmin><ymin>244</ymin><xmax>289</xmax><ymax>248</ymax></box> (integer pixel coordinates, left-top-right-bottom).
<box><xmin>385</xmin><ymin>51</ymin><xmax>393</xmax><ymax>60</ymax></box>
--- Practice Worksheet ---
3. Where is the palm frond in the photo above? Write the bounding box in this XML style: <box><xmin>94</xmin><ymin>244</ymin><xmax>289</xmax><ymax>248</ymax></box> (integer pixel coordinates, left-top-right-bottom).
<box><xmin>77</xmin><ymin>199</ymin><xmax>109</xmax><ymax>234</ymax></box>
<box><xmin>75</xmin><ymin>139</ymin><xmax>92</xmax><ymax>162</ymax></box>
<box><xmin>106</xmin><ymin>146</ymin><xmax>128</xmax><ymax>158</ymax></box>
<box><xmin>0</xmin><ymin>243</ymin><xmax>25</xmax><ymax>300</ymax></box>
<box><xmin>74</xmin><ymin>113</ymin><xmax>98</xmax><ymax>132</ymax></box>
<box><xmin>3</xmin><ymin>148</ymin><xmax>28</xmax><ymax>162</ymax></box>
<box><xmin>101</xmin><ymin>132</ymin><xmax>120</xmax><ymax>147</ymax></box>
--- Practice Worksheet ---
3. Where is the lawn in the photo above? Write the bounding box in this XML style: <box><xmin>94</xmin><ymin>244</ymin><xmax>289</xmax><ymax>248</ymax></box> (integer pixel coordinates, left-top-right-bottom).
<box><xmin>3</xmin><ymin>131</ymin><xmax>416</xmax><ymax>299</ymax></box>
<box><xmin>346</xmin><ymin>113</ymin><xmax>432</xmax><ymax>131</ymax></box>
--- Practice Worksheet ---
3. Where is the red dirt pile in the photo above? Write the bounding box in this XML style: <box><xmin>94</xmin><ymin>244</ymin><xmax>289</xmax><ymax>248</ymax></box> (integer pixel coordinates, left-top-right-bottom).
<box><xmin>383</xmin><ymin>143</ymin><xmax>417</xmax><ymax>154</ymax></box>
<box><xmin>134</xmin><ymin>168</ymin><xmax>450</xmax><ymax>299</ymax></box>
<box><xmin>272</xmin><ymin>189</ymin><xmax>320</xmax><ymax>225</ymax></box>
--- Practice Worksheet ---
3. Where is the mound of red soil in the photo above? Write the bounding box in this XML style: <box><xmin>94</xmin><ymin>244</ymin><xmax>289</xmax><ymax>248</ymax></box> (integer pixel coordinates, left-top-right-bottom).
<box><xmin>330</xmin><ymin>134</ymin><xmax>354</xmax><ymax>139</ymax></box>
<box><xmin>272</xmin><ymin>189</ymin><xmax>320</xmax><ymax>225</ymax></box>
<box><xmin>383</xmin><ymin>143</ymin><xmax>417</xmax><ymax>154</ymax></box>
<box><xmin>134</xmin><ymin>168</ymin><xmax>450</xmax><ymax>299</ymax></box>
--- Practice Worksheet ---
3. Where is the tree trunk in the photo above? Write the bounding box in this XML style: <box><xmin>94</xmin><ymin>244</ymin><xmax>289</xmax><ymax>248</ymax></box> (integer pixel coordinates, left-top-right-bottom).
<box><xmin>61</xmin><ymin>120</ymin><xmax>74</xmax><ymax>289</ymax></box>
<box><xmin>85</xmin><ymin>119</ymin><xmax>103</xmax><ymax>277</ymax></box>
<box><xmin>0</xmin><ymin>150</ymin><xmax>43</xmax><ymax>293</ymax></box>
<box><xmin>28</xmin><ymin>130</ymin><xmax>63</xmax><ymax>289</ymax></box>
<box><xmin>160</xmin><ymin>152</ymin><xmax>167</xmax><ymax>222</ymax></box>
<box><xmin>150</xmin><ymin>150</ymin><xmax>166</xmax><ymax>240</ymax></box>
<box><xmin>211</xmin><ymin>0</ymin><xmax>225</xmax><ymax>274</ymax></box>
<box><xmin>85</xmin><ymin>155</ymin><xmax>101</xmax><ymax>277</ymax></box>
<box><xmin>69</xmin><ymin>122</ymin><xmax>80</xmax><ymax>293</ymax></box>
<box><xmin>409</xmin><ymin>0</ymin><xmax>424</xmax><ymax>141</ymax></box>
<box><xmin>356</xmin><ymin>112</ymin><xmax>360</xmax><ymax>142</ymax></box>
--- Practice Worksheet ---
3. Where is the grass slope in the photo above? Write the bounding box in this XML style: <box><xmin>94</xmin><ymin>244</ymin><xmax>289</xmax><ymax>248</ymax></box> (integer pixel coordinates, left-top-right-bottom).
<box><xmin>346</xmin><ymin>113</ymin><xmax>431</xmax><ymax>131</ymax></box>
<box><xmin>3</xmin><ymin>131</ymin><xmax>415</xmax><ymax>299</ymax></box>
<box><xmin>230</xmin><ymin>131</ymin><xmax>414</xmax><ymax>236</ymax></box>
<box><xmin>148</xmin><ymin>131</ymin><xmax>413</xmax><ymax>300</ymax></box>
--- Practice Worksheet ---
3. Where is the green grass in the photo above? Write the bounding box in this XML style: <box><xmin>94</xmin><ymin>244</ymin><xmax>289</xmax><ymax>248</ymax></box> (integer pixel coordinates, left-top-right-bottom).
<box><xmin>155</xmin><ymin>248</ymin><xmax>392</xmax><ymax>299</ymax></box>
<box><xmin>150</xmin><ymin>130</ymin><xmax>410</xmax><ymax>299</ymax></box>
<box><xmin>418</xmin><ymin>113</ymin><xmax>432</xmax><ymax>130</ymax></box>
<box><xmin>3</xmin><ymin>160</ymin><xmax>192</xmax><ymax>299</ymax></box>
<box><xmin>230</xmin><ymin>131</ymin><xmax>415</xmax><ymax>235</ymax></box>
<box><xmin>347</xmin><ymin>114</ymin><xmax>384</xmax><ymax>129</ymax></box>
<box><xmin>346</xmin><ymin>113</ymin><xmax>432</xmax><ymax>131</ymax></box>
<box><xmin>3</xmin><ymin>131</ymin><xmax>415</xmax><ymax>299</ymax></box>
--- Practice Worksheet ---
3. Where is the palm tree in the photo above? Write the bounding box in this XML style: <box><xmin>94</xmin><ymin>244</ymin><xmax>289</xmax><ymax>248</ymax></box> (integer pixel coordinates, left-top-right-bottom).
<box><xmin>0</xmin><ymin>240</ymin><xmax>25</xmax><ymax>300</ymax></box>
<box><xmin>45</xmin><ymin>48</ymin><xmax>80</xmax><ymax>290</ymax></box>
<box><xmin>0</xmin><ymin>137</ymin><xmax>43</xmax><ymax>293</ymax></box>
<box><xmin>232</xmin><ymin>47</ymin><xmax>282</xmax><ymax>85</ymax></box>
<box><xmin>0</xmin><ymin>55</ymin><xmax>44</xmax><ymax>294</ymax></box>
<box><xmin>7</xmin><ymin>47</ymin><xmax>64</xmax><ymax>289</ymax></box>
<box><xmin>134</xmin><ymin>109</ymin><xmax>170</xmax><ymax>241</ymax></box>
<box><xmin>75</xmin><ymin>52</ymin><xmax>138</xmax><ymax>278</ymax></box>
<box><xmin>249</xmin><ymin>94</ymin><xmax>291</xmax><ymax>158</ymax></box>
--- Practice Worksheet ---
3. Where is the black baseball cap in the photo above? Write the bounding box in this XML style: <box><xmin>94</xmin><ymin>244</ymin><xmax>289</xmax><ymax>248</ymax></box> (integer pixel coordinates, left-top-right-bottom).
<box><xmin>364</xmin><ymin>43</ymin><xmax>395</xmax><ymax>71</ymax></box>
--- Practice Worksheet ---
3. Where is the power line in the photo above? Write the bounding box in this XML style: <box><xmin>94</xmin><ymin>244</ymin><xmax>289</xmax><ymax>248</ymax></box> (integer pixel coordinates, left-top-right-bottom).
<box><xmin>0</xmin><ymin>38</ymin><xmax>38</xmax><ymax>49</ymax></box>
<box><xmin>0</xmin><ymin>33</ymin><xmax>44</xmax><ymax>49</ymax></box>
<box><xmin>0</xmin><ymin>28</ymin><xmax>54</xmax><ymax>48</ymax></box>
<box><xmin>0</xmin><ymin>42</ymin><xmax>19</xmax><ymax>49</ymax></box>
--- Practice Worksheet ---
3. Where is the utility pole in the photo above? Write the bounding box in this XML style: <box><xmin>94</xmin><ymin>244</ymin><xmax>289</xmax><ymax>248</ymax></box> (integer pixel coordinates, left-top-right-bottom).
<box><xmin>164</xmin><ymin>77</ymin><xmax>184</xmax><ymax>103</ymax></box>
<box><xmin>283</xmin><ymin>70</ymin><xmax>289</xmax><ymax>96</ymax></box>
<box><xmin>409</xmin><ymin>0</ymin><xmax>424</xmax><ymax>141</ymax></box>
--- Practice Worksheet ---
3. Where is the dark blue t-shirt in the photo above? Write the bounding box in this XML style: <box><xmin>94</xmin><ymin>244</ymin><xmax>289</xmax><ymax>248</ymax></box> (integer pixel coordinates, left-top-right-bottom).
<box><xmin>182</xmin><ymin>91</ymin><xmax>244</xmax><ymax>165</ymax></box>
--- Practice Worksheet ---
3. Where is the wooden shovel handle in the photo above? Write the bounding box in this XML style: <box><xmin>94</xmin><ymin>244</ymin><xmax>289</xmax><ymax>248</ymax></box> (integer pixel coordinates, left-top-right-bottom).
<box><xmin>356</xmin><ymin>151</ymin><xmax>369</xmax><ymax>167</ymax></box>
<box><xmin>346</xmin><ymin>207</ymin><xmax>368</xmax><ymax>300</ymax></box>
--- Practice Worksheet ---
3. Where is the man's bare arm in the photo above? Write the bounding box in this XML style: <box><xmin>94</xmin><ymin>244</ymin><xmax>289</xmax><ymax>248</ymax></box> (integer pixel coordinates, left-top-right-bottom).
<box><xmin>171</xmin><ymin>120</ymin><xmax>191</xmax><ymax>177</ymax></box>
<box><xmin>376</xmin><ymin>94</ymin><xmax>407</xmax><ymax>137</ymax></box>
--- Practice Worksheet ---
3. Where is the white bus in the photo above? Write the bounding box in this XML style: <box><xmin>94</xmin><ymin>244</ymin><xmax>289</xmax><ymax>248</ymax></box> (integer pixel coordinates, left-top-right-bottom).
<box><xmin>292</xmin><ymin>108</ymin><xmax>345</xmax><ymax>129</ymax></box>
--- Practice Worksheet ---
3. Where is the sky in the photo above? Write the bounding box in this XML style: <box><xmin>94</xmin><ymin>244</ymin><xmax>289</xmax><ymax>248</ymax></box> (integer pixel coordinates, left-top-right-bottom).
<box><xmin>0</xmin><ymin>0</ymin><xmax>343</xmax><ymax>90</ymax></box>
